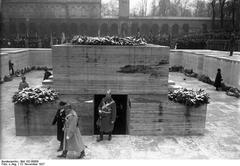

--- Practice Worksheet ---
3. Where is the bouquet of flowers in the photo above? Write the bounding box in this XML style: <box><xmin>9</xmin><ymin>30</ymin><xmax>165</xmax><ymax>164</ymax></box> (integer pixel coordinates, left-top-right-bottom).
<box><xmin>71</xmin><ymin>36</ymin><xmax>147</xmax><ymax>46</ymax></box>
<box><xmin>12</xmin><ymin>87</ymin><xmax>59</xmax><ymax>105</ymax></box>
<box><xmin>168</xmin><ymin>88</ymin><xmax>210</xmax><ymax>107</ymax></box>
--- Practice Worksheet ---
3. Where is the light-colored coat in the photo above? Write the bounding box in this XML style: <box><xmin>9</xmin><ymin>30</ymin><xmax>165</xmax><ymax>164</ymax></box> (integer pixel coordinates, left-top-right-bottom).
<box><xmin>63</xmin><ymin>109</ymin><xmax>85</xmax><ymax>153</ymax></box>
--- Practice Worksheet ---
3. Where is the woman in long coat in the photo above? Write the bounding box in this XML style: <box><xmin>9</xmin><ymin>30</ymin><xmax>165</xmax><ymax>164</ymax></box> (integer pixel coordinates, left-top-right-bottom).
<box><xmin>58</xmin><ymin>104</ymin><xmax>85</xmax><ymax>159</ymax></box>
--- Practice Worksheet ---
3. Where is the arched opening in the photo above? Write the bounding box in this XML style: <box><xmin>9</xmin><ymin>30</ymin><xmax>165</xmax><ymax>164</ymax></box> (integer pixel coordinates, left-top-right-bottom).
<box><xmin>121</xmin><ymin>23</ymin><xmax>128</xmax><ymax>37</ymax></box>
<box><xmin>183</xmin><ymin>24</ymin><xmax>189</xmax><ymax>34</ymax></box>
<box><xmin>0</xmin><ymin>23</ymin><xmax>6</xmax><ymax>37</ymax></box>
<box><xmin>131</xmin><ymin>23</ymin><xmax>139</xmax><ymax>36</ymax></box>
<box><xmin>202</xmin><ymin>24</ymin><xmax>208</xmax><ymax>33</ymax></box>
<box><xmin>110</xmin><ymin>23</ymin><xmax>118</xmax><ymax>36</ymax></box>
<box><xmin>141</xmin><ymin>23</ymin><xmax>149</xmax><ymax>36</ymax></box>
<box><xmin>70</xmin><ymin>23</ymin><xmax>78</xmax><ymax>36</ymax></box>
<box><xmin>89</xmin><ymin>23</ymin><xmax>98</xmax><ymax>36</ymax></box>
<box><xmin>39</xmin><ymin>22</ymin><xmax>48</xmax><ymax>37</ymax></box>
<box><xmin>100</xmin><ymin>23</ymin><xmax>109</xmax><ymax>36</ymax></box>
<box><xmin>172</xmin><ymin>24</ymin><xmax>179</xmax><ymax>37</ymax></box>
<box><xmin>79</xmin><ymin>23</ymin><xmax>88</xmax><ymax>36</ymax></box>
<box><xmin>49</xmin><ymin>23</ymin><xmax>58</xmax><ymax>36</ymax></box>
<box><xmin>9</xmin><ymin>23</ymin><xmax>17</xmax><ymax>37</ymax></box>
<box><xmin>161</xmin><ymin>24</ymin><xmax>169</xmax><ymax>35</ymax></box>
<box><xmin>29</xmin><ymin>23</ymin><xmax>37</xmax><ymax>37</ymax></box>
<box><xmin>151</xmin><ymin>24</ymin><xmax>159</xmax><ymax>36</ymax></box>
<box><xmin>19</xmin><ymin>23</ymin><xmax>26</xmax><ymax>35</ymax></box>
<box><xmin>60</xmin><ymin>23</ymin><xmax>68</xmax><ymax>36</ymax></box>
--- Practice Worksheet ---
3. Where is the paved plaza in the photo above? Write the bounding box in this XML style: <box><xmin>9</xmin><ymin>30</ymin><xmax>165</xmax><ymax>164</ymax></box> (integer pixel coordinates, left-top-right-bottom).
<box><xmin>1</xmin><ymin>70</ymin><xmax>240</xmax><ymax>159</ymax></box>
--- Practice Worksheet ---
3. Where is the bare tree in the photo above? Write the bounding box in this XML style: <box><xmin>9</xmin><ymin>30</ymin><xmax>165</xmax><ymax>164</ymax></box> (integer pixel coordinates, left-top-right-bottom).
<box><xmin>225</xmin><ymin>0</ymin><xmax>240</xmax><ymax>31</ymax></box>
<box><xmin>194</xmin><ymin>0</ymin><xmax>208</xmax><ymax>17</ymax></box>
<box><xmin>139</xmin><ymin>0</ymin><xmax>148</xmax><ymax>16</ymax></box>
<box><xmin>219</xmin><ymin>0</ymin><xmax>226</xmax><ymax>28</ymax></box>
<box><xmin>210</xmin><ymin>0</ymin><xmax>217</xmax><ymax>29</ymax></box>
<box><xmin>158</xmin><ymin>0</ymin><xmax>171</xmax><ymax>16</ymax></box>
<box><xmin>169</xmin><ymin>0</ymin><xmax>181</xmax><ymax>16</ymax></box>
<box><xmin>101</xmin><ymin>0</ymin><xmax>118</xmax><ymax>17</ymax></box>
<box><xmin>150</xmin><ymin>0</ymin><xmax>157</xmax><ymax>16</ymax></box>
<box><xmin>179</xmin><ymin>0</ymin><xmax>191</xmax><ymax>16</ymax></box>
<box><xmin>148</xmin><ymin>0</ymin><xmax>193</xmax><ymax>17</ymax></box>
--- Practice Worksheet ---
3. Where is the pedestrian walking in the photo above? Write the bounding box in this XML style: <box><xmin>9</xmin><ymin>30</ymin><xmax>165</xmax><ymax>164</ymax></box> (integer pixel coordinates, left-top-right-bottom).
<box><xmin>58</xmin><ymin>104</ymin><xmax>85</xmax><ymax>159</ymax></box>
<box><xmin>52</xmin><ymin>101</ymin><xmax>67</xmax><ymax>152</ymax></box>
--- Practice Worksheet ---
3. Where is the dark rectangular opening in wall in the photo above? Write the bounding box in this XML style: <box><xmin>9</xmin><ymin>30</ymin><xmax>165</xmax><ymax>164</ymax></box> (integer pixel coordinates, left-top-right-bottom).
<box><xmin>94</xmin><ymin>94</ymin><xmax>128</xmax><ymax>135</ymax></box>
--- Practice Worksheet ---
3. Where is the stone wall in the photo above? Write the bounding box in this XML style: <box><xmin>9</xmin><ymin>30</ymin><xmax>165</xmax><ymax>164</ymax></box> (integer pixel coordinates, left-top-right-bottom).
<box><xmin>170</xmin><ymin>50</ymin><xmax>240</xmax><ymax>89</ymax></box>
<box><xmin>52</xmin><ymin>44</ymin><xmax>170</xmax><ymax>135</ymax></box>
<box><xmin>0</xmin><ymin>48</ymin><xmax>52</xmax><ymax>79</ymax></box>
<box><xmin>52</xmin><ymin>44</ymin><xmax>169</xmax><ymax>95</ymax></box>
<box><xmin>206</xmin><ymin>40</ymin><xmax>240</xmax><ymax>51</ymax></box>
<box><xmin>14</xmin><ymin>102</ymin><xmax>58</xmax><ymax>136</ymax></box>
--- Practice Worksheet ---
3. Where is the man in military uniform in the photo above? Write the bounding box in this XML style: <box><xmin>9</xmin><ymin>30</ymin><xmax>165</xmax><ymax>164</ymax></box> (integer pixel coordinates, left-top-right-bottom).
<box><xmin>52</xmin><ymin>101</ymin><xmax>66</xmax><ymax>152</ymax></box>
<box><xmin>96</xmin><ymin>89</ymin><xmax>116</xmax><ymax>142</ymax></box>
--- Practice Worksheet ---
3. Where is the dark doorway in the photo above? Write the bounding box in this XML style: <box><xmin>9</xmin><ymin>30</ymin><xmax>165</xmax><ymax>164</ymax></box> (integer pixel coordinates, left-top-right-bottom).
<box><xmin>94</xmin><ymin>94</ymin><xmax>128</xmax><ymax>135</ymax></box>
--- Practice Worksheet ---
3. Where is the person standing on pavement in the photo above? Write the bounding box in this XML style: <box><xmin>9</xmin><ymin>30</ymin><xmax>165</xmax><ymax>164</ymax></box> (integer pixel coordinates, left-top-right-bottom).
<box><xmin>43</xmin><ymin>68</ymin><xmax>52</xmax><ymax>80</ymax></box>
<box><xmin>52</xmin><ymin>101</ymin><xmax>67</xmax><ymax>152</ymax></box>
<box><xmin>229</xmin><ymin>32</ymin><xmax>235</xmax><ymax>56</ymax></box>
<box><xmin>9</xmin><ymin>60</ymin><xmax>14</xmax><ymax>76</ymax></box>
<box><xmin>58</xmin><ymin>104</ymin><xmax>85</xmax><ymax>159</ymax></box>
<box><xmin>96</xmin><ymin>89</ymin><xmax>116</xmax><ymax>142</ymax></box>
<box><xmin>214</xmin><ymin>68</ymin><xmax>223</xmax><ymax>91</ymax></box>
<box><xmin>18</xmin><ymin>76</ymin><xmax>29</xmax><ymax>91</ymax></box>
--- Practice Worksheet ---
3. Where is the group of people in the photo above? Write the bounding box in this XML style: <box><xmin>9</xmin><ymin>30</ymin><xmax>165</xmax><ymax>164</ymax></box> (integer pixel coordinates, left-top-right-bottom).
<box><xmin>52</xmin><ymin>89</ymin><xmax>116</xmax><ymax>159</ymax></box>
<box><xmin>1</xmin><ymin>35</ymin><xmax>69</xmax><ymax>48</ymax></box>
<box><xmin>175</xmin><ymin>31</ymin><xmax>239</xmax><ymax>55</ymax></box>
<box><xmin>52</xmin><ymin>102</ymin><xmax>86</xmax><ymax>159</ymax></box>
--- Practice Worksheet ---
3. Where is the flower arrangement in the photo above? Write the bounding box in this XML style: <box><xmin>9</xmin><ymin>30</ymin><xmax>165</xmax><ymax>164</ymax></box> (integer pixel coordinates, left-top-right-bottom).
<box><xmin>168</xmin><ymin>88</ymin><xmax>210</xmax><ymax>107</ymax></box>
<box><xmin>226</xmin><ymin>87</ymin><xmax>240</xmax><ymax>98</ymax></box>
<box><xmin>12</xmin><ymin>87</ymin><xmax>59</xmax><ymax>105</ymax></box>
<box><xmin>71</xmin><ymin>36</ymin><xmax>147</xmax><ymax>46</ymax></box>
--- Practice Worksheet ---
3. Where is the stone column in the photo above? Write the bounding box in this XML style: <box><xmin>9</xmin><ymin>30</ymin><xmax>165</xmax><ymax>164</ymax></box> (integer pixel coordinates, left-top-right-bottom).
<box><xmin>118</xmin><ymin>23</ymin><xmax>121</xmax><ymax>37</ymax></box>
<box><xmin>26</xmin><ymin>18</ymin><xmax>30</xmax><ymax>37</ymax></box>
<box><xmin>25</xmin><ymin>18</ymin><xmax>30</xmax><ymax>48</ymax></box>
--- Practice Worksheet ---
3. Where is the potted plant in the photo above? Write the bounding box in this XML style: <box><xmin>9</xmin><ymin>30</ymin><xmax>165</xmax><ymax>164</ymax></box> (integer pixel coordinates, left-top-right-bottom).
<box><xmin>12</xmin><ymin>87</ymin><xmax>59</xmax><ymax>136</ymax></box>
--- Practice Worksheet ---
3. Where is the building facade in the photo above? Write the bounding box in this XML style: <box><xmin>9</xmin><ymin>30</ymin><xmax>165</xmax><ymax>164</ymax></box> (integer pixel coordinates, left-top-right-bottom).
<box><xmin>1</xmin><ymin>0</ymin><xmax>214</xmax><ymax>38</ymax></box>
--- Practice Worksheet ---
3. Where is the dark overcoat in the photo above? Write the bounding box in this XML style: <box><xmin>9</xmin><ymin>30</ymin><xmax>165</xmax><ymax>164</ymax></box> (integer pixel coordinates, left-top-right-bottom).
<box><xmin>43</xmin><ymin>71</ymin><xmax>52</xmax><ymax>80</ymax></box>
<box><xmin>52</xmin><ymin>109</ymin><xmax>65</xmax><ymax>142</ymax></box>
<box><xmin>214</xmin><ymin>72</ymin><xmax>222</xmax><ymax>88</ymax></box>
<box><xmin>97</xmin><ymin>97</ymin><xmax>116</xmax><ymax>133</ymax></box>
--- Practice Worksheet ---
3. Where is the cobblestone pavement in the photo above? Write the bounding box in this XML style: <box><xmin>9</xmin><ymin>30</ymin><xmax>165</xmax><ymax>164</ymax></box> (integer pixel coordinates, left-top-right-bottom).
<box><xmin>0</xmin><ymin>71</ymin><xmax>240</xmax><ymax>159</ymax></box>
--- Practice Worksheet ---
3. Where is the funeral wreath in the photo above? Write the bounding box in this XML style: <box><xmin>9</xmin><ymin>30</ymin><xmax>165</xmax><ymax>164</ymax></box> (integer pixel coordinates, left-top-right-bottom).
<box><xmin>71</xmin><ymin>36</ymin><xmax>147</xmax><ymax>46</ymax></box>
<box><xmin>12</xmin><ymin>87</ymin><xmax>59</xmax><ymax>105</ymax></box>
<box><xmin>168</xmin><ymin>88</ymin><xmax>210</xmax><ymax>107</ymax></box>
